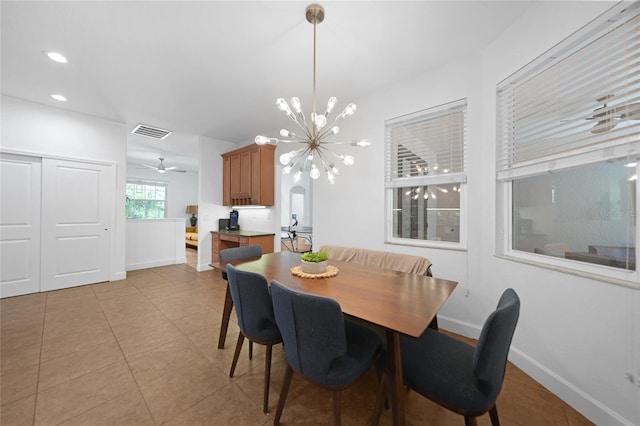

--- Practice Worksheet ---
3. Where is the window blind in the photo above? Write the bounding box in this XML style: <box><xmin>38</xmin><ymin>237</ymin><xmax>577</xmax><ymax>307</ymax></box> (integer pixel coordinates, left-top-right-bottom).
<box><xmin>385</xmin><ymin>99</ymin><xmax>467</xmax><ymax>188</ymax></box>
<box><xmin>497</xmin><ymin>3</ymin><xmax>640</xmax><ymax>181</ymax></box>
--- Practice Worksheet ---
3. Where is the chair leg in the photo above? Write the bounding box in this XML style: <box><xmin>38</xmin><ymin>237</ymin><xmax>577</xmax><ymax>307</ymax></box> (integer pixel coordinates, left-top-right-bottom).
<box><xmin>229</xmin><ymin>333</ymin><xmax>245</xmax><ymax>378</ymax></box>
<box><xmin>370</xmin><ymin>370</ymin><xmax>388</xmax><ymax>426</ymax></box>
<box><xmin>249</xmin><ymin>341</ymin><xmax>253</xmax><ymax>360</ymax></box>
<box><xmin>263</xmin><ymin>344</ymin><xmax>273</xmax><ymax>413</ymax></box>
<box><xmin>332</xmin><ymin>390</ymin><xmax>341</xmax><ymax>426</ymax></box>
<box><xmin>218</xmin><ymin>285</ymin><xmax>234</xmax><ymax>349</ymax></box>
<box><xmin>489</xmin><ymin>405</ymin><xmax>500</xmax><ymax>426</ymax></box>
<box><xmin>274</xmin><ymin>364</ymin><xmax>293</xmax><ymax>425</ymax></box>
<box><xmin>464</xmin><ymin>416</ymin><xmax>478</xmax><ymax>426</ymax></box>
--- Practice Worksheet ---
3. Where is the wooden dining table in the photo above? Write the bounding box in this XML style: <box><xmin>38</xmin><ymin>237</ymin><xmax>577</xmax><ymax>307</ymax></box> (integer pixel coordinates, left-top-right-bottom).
<box><xmin>213</xmin><ymin>251</ymin><xmax>458</xmax><ymax>425</ymax></box>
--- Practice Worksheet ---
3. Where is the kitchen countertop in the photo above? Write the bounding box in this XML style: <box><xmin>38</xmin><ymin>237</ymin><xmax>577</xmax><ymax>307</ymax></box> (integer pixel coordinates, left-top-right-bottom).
<box><xmin>212</xmin><ymin>230</ymin><xmax>276</xmax><ymax>237</ymax></box>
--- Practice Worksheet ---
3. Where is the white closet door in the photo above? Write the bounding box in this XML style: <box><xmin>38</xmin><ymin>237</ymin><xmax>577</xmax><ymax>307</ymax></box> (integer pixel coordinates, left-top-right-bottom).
<box><xmin>0</xmin><ymin>154</ymin><xmax>42</xmax><ymax>298</ymax></box>
<box><xmin>41</xmin><ymin>158</ymin><xmax>112</xmax><ymax>291</ymax></box>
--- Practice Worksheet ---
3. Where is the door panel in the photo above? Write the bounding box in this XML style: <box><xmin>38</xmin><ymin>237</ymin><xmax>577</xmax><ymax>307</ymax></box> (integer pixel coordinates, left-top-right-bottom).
<box><xmin>41</xmin><ymin>158</ymin><xmax>112</xmax><ymax>291</ymax></box>
<box><xmin>0</xmin><ymin>154</ymin><xmax>41</xmax><ymax>297</ymax></box>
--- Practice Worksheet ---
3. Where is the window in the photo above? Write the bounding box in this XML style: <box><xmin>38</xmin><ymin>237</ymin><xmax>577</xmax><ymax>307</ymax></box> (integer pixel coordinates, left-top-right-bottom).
<box><xmin>497</xmin><ymin>3</ymin><xmax>640</xmax><ymax>283</ymax></box>
<box><xmin>125</xmin><ymin>180</ymin><xmax>167</xmax><ymax>219</ymax></box>
<box><xmin>385</xmin><ymin>99</ymin><xmax>467</xmax><ymax>247</ymax></box>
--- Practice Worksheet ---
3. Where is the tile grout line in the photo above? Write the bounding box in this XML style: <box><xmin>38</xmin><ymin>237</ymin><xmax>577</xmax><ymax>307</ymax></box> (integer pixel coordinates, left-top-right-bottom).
<box><xmin>31</xmin><ymin>293</ymin><xmax>49</xmax><ymax>426</ymax></box>
<box><xmin>91</xmin><ymin>281</ymin><xmax>162</xmax><ymax>426</ymax></box>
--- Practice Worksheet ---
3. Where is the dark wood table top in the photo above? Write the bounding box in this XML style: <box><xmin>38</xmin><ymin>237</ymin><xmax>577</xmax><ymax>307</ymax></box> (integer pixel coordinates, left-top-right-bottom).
<box><xmin>219</xmin><ymin>251</ymin><xmax>457</xmax><ymax>338</ymax></box>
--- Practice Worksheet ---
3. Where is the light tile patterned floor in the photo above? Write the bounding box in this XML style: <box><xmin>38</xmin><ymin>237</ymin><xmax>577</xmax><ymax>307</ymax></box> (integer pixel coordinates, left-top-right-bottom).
<box><xmin>1</xmin><ymin>263</ymin><xmax>594</xmax><ymax>425</ymax></box>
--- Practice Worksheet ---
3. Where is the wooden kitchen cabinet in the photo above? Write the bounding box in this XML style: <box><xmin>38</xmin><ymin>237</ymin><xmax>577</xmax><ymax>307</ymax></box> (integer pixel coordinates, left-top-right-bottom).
<box><xmin>221</xmin><ymin>144</ymin><xmax>275</xmax><ymax>206</ymax></box>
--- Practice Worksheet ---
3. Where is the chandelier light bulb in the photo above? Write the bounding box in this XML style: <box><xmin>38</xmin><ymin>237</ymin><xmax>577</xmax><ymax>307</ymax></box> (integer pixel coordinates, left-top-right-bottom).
<box><xmin>293</xmin><ymin>170</ymin><xmax>303</xmax><ymax>184</ymax></box>
<box><xmin>344</xmin><ymin>103</ymin><xmax>357</xmax><ymax>116</ymax></box>
<box><xmin>314</xmin><ymin>114</ymin><xmax>327</xmax><ymax>129</ymax></box>
<box><xmin>310</xmin><ymin>164</ymin><xmax>321</xmax><ymax>179</ymax></box>
<box><xmin>329</xmin><ymin>126</ymin><xmax>340</xmax><ymax>135</ymax></box>
<box><xmin>291</xmin><ymin>97</ymin><xmax>302</xmax><ymax>113</ymax></box>
<box><xmin>276</xmin><ymin>98</ymin><xmax>289</xmax><ymax>112</ymax></box>
<box><xmin>255</xmin><ymin>135</ymin><xmax>270</xmax><ymax>145</ymax></box>
<box><xmin>329</xmin><ymin>164</ymin><xmax>340</xmax><ymax>175</ymax></box>
<box><xmin>279</xmin><ymin>153</ymin><xmax>292</xmax><ymax>166</ymax></box>
<box><xmin>342</xmin><ymin>155</ymin><xmax>355</xmax><ymax>166</ymax></box>
<box><xmin>283</xmin><ymin>163</ymin><xmax>294</xmax><ymax>174</ymax></box>
<box><xmin>280</xmin><ymin>129</ymin><xmax>295</xmax><ymax>138</ymax></box>
<box><xmin>325</xmin><ymin>97</ymin><xmax>337</xmax><ymax>115</ymax></box>
<box><xmin>354</xmin><ymin>139</ymin><xmax>371</xmax><ymax>147</ymax></box>
<box><xmin>326</xmin><ymin>170</ymin><xmax>336</xmax><ymax>184</ymax></box>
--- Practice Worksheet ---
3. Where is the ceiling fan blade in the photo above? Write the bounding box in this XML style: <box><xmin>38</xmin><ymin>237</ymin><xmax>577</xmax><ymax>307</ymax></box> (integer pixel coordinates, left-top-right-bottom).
<box><xmin>590</xmin><ymin>120</ymin><xmax>617</xmax><ymax>134</ymax></box>
<box><xmin>140</xmin><ymin>163</ymin><xmax>158</xmax><ymax>170</ymax></box>
<box><xmin>617</xmin><ymin>102</ymin><xmax>640</xmax><ymax>120</ymax></box>
<box><xmin>164</xmin><ymin>166</ymin><xmax>177</xmax><ymax>171</ymax></box>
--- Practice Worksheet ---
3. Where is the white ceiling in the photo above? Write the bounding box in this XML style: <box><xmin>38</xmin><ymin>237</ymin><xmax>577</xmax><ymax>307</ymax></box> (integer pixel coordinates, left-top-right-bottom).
<box><xmin>1</xmin><ymin>1</ymin><xmax>532</xmax><ymax>172</ymax></box>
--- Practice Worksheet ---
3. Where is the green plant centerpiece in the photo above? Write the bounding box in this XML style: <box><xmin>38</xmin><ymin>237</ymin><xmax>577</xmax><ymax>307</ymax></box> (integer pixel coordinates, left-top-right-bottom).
<box><xmin>300</xmin><ymin>249</ymin><xmax>329</xmax><ymax>274</ymax></box>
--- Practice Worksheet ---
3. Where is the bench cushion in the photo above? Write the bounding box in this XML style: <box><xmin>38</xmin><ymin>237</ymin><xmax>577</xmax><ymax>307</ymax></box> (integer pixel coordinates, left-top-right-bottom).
<box><xmin>319</xmin><ymin>245</ymin><xmax>432</xmax><ymax>276</ymax></box>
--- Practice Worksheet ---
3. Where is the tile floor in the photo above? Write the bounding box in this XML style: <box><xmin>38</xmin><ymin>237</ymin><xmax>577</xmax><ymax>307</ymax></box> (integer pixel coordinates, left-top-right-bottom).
<box><xmin>1</xmin><ymin>263</ymin><xmax>594</xmax><ymax>425</ymax></box>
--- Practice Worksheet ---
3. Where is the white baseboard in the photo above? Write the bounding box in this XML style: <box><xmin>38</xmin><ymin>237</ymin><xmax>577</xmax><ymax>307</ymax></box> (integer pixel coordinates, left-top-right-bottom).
<box><xmin>112</xmin><ymin>271</ymin><xmax>126</xmax><ymax>281</ymax></box>
<box><xmin>126</xmin><ymin>257</ymin><xmax>185</xmax><ymax>271</ymax></box>
<box><xmin>438</xmin><ymin>316</ymin><xmax>633</xmax><ymax>426</ymax></box>
<box><xmin>196</xmin><ymin>263</ymin><xmax>213</xmax><ymax>272</ymax></box>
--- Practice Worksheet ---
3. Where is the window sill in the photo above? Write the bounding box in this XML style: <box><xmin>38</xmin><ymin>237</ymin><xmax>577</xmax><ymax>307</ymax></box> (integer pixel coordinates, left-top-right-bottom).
<box><xmin>385</xmin><ymin>238</ymin><xmax>467</xmax><ymax>252</ymax></box>
<box><xmin>495</xmin><ymin>252</ymin><xmax>640</xmax><ymax>289</ymax></box>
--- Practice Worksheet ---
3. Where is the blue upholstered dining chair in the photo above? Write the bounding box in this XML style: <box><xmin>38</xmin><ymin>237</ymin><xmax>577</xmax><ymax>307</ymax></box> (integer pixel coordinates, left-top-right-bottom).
<box><xmin>374</xmin><ymin>288</ymin><xmax>520</xmax><ymax>426</ymax></box>
<box><xmin>217</xmin><ymin>245</ymin><xmax>263</xmax><ymax>352</ymax></box>
<box><xmin>226</xmin><ymin>264</ymin><xmax>282</xmax><ymax>413</ymax></box>
<box><xmin>270</xmin><ymin>280</ymin><xmax>383</xmax><ymax>425</ymax></box>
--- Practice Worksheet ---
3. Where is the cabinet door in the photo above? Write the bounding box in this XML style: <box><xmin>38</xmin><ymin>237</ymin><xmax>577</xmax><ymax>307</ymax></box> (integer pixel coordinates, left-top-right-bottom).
<box><xmin>251</xmin><ymin>148</ymin><xmax>261</xmax><ymax>204</ymax></box>
<box><xmin>230</xmin><ymin>154</ymin><xmax>242</xmax><ymax>198</ymax></box>
<box><xmin>240</xmin><ymin>150</ymin><xmax>252</xmax><ymax>197</ymax></box>
<box><xmin>222</xmin><ymin>156</ymin><xmax>231</xmax><ymax>206</ymax></box>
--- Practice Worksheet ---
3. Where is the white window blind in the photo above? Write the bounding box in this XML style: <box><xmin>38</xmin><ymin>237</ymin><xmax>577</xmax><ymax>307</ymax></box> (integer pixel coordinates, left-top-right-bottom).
<box><xmin>497</xmin><ymin>3</ymin><xmax>640</xmax><ymax>181</ymax></box>
<box><xmin>385</xmin><ymin>99</ymin><xmax>467</xmax><ymax>188</ymax></box>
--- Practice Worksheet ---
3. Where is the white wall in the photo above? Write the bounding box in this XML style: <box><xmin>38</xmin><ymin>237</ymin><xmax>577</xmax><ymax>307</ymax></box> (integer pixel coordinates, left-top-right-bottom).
<box><xmin>125</xmin><ymin>219</ymin><xmax>185</xmax><ymax>270</ymax></box>
<box><xmin>1</xmin><ymin>95</ymin><xmax>127</xmax><ymax>281</ymax></box>
<box><xmin>313</xmin><ymin>2</ymin><xmax>639</xmax><ymax>425</ymax></box>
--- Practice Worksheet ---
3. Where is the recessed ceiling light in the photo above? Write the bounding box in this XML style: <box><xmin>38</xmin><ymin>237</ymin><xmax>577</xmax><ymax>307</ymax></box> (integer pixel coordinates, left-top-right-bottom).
<box><xmin>51</xmin><ymin>94</ymin><xmax>67</xmax><ymax>102</ymax></box>
<box><xmin>44</xmin><ymin>51</ymin><xmax>68</xmax><ymax>63</ymax></box>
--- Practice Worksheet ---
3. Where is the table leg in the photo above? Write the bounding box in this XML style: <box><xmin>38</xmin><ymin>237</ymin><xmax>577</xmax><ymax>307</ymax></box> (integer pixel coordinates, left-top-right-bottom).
<box><xmin>386</xmin><ymin>329</ymin><xmax>405</xmax><ymax>426</ymax></box>
<box><xmin>217</xmin><ymin>285</ymin><xmax>233</xmax><ymax>349</ymax></box>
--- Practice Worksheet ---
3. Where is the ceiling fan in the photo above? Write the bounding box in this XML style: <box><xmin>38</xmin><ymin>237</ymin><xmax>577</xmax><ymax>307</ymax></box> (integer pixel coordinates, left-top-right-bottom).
<box><xmin>574</xmin><ymin>94</ymin><xmax>640</xmax><ymax>134</ymax></box>
<box><xmin>139</xmin><ymin>157</ymin><xmax>185</xmax><ymax>173</ymax></box>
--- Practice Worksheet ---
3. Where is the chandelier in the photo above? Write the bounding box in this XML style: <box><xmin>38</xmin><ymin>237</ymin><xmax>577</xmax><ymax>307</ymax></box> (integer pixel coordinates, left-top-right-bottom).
<box><xmin>255</xmin><ymin>4</ymin><xmax>370</xmax><ymax>184</ymax></box>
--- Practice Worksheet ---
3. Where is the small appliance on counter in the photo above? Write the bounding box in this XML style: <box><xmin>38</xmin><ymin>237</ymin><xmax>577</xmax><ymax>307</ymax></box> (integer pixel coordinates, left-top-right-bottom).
<box><xmin>218</xmin><ymin>210</ymin><xmax>240</xmax><ymax>231</ymax></box>
<box><xmin>228</xmin><ymin>209</ymin><xmax>239</xmax><ymax>230</ymax></box>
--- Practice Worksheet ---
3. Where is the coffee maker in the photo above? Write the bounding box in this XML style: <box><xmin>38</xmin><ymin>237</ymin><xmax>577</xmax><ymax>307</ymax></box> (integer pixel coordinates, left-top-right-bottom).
<box><xmin>228</xmin><ymin>210</ymin><xmax>239</xmax><ymax>230</ymax></box>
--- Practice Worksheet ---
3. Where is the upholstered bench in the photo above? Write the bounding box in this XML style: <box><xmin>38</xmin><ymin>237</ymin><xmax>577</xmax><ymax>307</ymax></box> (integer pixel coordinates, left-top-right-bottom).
<box><xmin>319</xmin><ymin>245</ymin><xmax>437</xmax><ymax>330</ymax></box>
<box><xmin>319</xmin><ymin>245</ymin><xmax>432</xmax><ymax>276</ymax></box>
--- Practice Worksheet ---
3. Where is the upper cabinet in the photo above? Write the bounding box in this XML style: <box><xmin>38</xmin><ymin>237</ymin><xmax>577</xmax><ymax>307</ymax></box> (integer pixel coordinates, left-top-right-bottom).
<box><xmin>221</xmin><ymin>144</ymin><xmax>275</xmax><ymax>206</ymax></box>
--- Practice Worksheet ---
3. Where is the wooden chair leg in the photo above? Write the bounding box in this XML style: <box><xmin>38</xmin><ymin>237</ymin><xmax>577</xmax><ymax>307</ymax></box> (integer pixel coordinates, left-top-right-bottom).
<box><xmin>229</xmin><ymin>333</ymin><xmax>244</xmax><ymax>377</ymax></box>
<box><xmin>274</xmin><ymin>364</ymin><xmax>293</xmax><ymax>425</ymax></box>
<box><xmin>489</xmin><ymin>405</ymin><xmax>500</xmax><ymax>426</ymax></box>
<box><xmin>263</xmin><ymin>344</ymin><xmax>273</xmax><ymax>413</ymax></box>
<box><xmin>332</xmin><ymin>390</ymin><xmax>341</xmax><ymax>426</ymax></box>
<box><xmin>218</xmin><ymin>285</ymin><xmax>234</xmax><ymax>349</ymax></box>
<box><xmin>370</xmin><ymin>370</ymin><xmax>388</xmax><ymax>426</ymax></box>
<box><xmin>464</xmin><ymin>416</ymin><xmax>478</xmax><ymax>426</ymax></box>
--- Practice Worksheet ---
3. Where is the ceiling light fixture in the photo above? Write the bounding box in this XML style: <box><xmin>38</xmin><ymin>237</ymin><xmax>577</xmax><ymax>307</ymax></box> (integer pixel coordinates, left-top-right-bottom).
<box><xmin>44</xmin><ymin>51</ymin><xmax>68</xmax><ymax>64</ymax></box>
<box><xmin>254</xmin><ymin>4</ymin><xmax>370</xmax><ymax>184</ymax></box>
<box><xmin>50</xmin><ymin>94</ymin><xmax>67</xmax><ymax>102</ymax></box>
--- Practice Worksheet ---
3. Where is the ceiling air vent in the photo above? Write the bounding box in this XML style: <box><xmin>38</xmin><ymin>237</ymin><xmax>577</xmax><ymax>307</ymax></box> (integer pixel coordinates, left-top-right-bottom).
<box><xmin>131</xmin><ymin>124</ymin><xmax>172</xmax><ymax>140</ymax></box>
